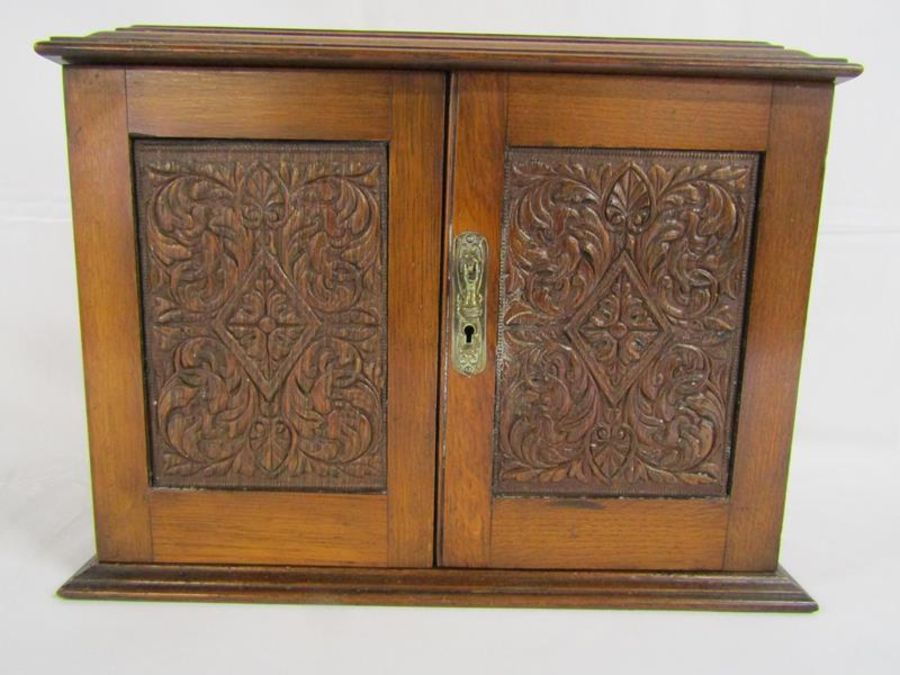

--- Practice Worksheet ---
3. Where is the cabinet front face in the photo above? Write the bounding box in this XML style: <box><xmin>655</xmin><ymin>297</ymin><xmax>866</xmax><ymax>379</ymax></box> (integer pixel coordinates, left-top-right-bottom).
<box><xmin>439</xmin><ymin>73</ymin><xmax>833</xmax><ymax>570</ymax></box>
<box><xmin>66</xmin><ymin>67</ymin><xmax>445</xmax><ymax>567</ymax></box>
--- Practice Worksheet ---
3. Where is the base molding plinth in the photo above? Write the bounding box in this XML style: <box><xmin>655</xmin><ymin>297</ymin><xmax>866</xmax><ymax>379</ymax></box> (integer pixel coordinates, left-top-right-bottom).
<box><xmin>59</xmin><ymin>558</ymin><xmax>816</xmax><ymax>612</ymax></box>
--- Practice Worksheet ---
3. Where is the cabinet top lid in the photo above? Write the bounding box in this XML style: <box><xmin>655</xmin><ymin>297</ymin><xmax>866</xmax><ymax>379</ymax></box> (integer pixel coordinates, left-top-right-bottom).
<box><xmin>35</xmin><ymin>26</ymin><xmax>862</xmax><ymax>82</ymax></box>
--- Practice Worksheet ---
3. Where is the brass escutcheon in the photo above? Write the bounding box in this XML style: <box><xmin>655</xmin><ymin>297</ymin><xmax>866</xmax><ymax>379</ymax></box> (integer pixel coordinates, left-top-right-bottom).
<box><xmin>451</xmin><ymin>232</ymin><xmax>487</xmax><ymax>376</ymax></box>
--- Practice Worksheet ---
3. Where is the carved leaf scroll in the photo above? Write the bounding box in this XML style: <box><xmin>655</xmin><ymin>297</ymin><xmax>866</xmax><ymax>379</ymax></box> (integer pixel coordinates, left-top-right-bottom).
<box><xmin>135</xmin><ymin>141</ymin><xmax>388</xmax><ymax>490</ymax></box>
<box><xmin>494</xmin><ymin>149</ymin><xmax>759</xmax><ymax>497</ymax></box>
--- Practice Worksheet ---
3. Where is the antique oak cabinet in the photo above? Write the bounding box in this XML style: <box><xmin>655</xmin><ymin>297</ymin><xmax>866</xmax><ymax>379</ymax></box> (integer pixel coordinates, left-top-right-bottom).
<box><xmin>35</xmin><ymin>27</ymin><xmax>861</xmax><ymax>610</ymax></box>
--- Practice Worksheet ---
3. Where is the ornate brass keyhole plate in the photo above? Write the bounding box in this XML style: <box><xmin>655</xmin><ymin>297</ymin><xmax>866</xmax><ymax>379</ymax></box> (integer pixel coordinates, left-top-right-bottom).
<box><xmin>451</xmin><ymin>232</ymin><xmax>487</xmax><ymax>376</ymax></box>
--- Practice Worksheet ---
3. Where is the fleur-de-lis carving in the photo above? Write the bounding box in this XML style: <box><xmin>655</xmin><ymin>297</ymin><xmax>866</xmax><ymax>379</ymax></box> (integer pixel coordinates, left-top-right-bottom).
<box><xmin>239</xmin><ymin>163</ymin><xmax>287</xmax><ymax>229</ymax></box>
<box><xmin>604</xmin><ymin>164</ymin><xmax>653</xmax><ymax>233</ymax></box>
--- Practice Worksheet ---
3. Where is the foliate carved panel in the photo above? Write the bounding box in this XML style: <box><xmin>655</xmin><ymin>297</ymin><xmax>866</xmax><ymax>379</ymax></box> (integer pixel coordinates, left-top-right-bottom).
<box><xmin>494</xmin><ymin>148</ymin><xmax>759</xmax><ymax>497</ymax></box>
<box><xmin>134</xmin><ymin>141</ymin><xmax>388</xmax><ymax>490</ymax></box>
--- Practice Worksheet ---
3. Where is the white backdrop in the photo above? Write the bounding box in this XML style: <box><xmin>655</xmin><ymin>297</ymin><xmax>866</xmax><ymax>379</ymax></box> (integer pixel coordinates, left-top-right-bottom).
<box><xmin>1</xmin><ymin>2</ymin><xmax>898</xmax><ymax>674</ymax></box>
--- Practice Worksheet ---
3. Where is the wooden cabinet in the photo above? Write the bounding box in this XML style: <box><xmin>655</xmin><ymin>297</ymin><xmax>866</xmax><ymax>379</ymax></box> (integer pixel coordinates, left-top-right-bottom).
<box><xmin>35</xmin><ymin>27</ymin><xmax>861</xmax><ymax>611</ymax></box>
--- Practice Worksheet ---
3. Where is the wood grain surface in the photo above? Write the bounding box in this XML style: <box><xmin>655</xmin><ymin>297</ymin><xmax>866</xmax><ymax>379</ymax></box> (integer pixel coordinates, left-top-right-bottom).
<box><xmin>64</xmin><ymin>67</ymin><xmax>153</xmax><ymax>562</ymax></box>
<box><xmin>36</xmin><ymin>26</ymin><xmax>862</xmax><ymax>82</ymax></box>
<box><xmin>127</xmin><ymin>69</ymin><xmax>392</xmax><ymax>140</ymax></box>
<box><xmin>724</xmin><ymin>82</ymin><xmax>835</xmax><ymax>571</ymax></box>
<box><xmin>150</xmin><ymin>491</ymin><xmax>387</xmax><ymax>566</ymax></box>
<box><xmin>490</xmin><ymin>498</ymin><xmax>729</xmax><ymax>569</ymax></box>
<box><xmin>438</xmin><ymin>72</ymin><xmax>507</xmax><ymax>567</ymax></box>
<box><xmin>386</xmin><ymin>72</ymin><xmax>445</xmax><ymax>566</ymax></box>
<box><xmin>59</xmin><ymin>558</ymin><xmax>818</xmax><ymax>612</ymax></box>
<box><xmin>507</xmin><ymin>74</ymin><xmax>772</xmax><ymax>150</ymax></box>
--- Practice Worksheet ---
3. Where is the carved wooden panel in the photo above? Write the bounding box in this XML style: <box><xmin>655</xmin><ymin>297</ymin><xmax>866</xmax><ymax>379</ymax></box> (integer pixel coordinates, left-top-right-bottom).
<box><xmin>494</xmin><ymin>149</ymin><xmax>759</xmax><ymax>497</ymax></box>
<box><xmin>134</xmin><ymin>140</ymin><xmax>388</xmax><ymax>490</ymax></box>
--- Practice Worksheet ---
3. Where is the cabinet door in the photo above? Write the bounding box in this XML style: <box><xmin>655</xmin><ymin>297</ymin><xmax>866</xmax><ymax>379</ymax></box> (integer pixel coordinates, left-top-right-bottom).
<box><xmin>65</xmin><ymin>67</ymin><xmax>444</xmax><ymax>567</ymax></box>
<box><xmin>439</xmin><ymin>72</ymin><xmax>833</xmax><ymax>570</ymax></box>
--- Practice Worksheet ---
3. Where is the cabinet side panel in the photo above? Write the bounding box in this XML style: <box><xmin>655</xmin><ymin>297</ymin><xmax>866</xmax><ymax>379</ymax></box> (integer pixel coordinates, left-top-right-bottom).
<box><xmin>63</xmin><ymin>67</ymin><xmax>153</xmax><ymax>561</ymax></box>
<box><xmin>725</xmin><ymin>83</ymin><xmax>834</xmax><ymax>570</ymax></box>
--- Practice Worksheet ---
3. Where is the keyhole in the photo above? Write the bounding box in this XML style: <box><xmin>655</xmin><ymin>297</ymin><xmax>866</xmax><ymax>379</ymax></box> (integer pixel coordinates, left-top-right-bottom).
<box><xmin>464</xmin><ymin>324</ymin><xmax>476</xmax><ymax>344</ymax></box>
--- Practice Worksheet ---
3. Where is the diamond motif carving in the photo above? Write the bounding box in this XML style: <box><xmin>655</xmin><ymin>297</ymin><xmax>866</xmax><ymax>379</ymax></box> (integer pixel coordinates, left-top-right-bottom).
<box><xmin>567</xmin><ymin>253</ymin><xmax>669</xmax><ymax>403</ymax></box>
<box><xmin>494</xmin><ymin>149</ymin><xmax>759</xmax><ymax>497</ymax></box>
<box><xmin>213</xmin><ymin>251</ymin><xmax>320</xmax><ymax>400</ymax></box>
<box><xmin>135</xmin><ymin>141</ymin><xmax>388</xmax><ymax>490</ymax></box>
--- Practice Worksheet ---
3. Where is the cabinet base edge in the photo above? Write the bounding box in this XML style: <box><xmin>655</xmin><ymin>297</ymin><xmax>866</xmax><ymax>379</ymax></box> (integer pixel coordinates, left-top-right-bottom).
<box><xmin>59</xmin><ymin>557</ymin><xmax>816</xmax><ymax>612</ymax></box>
